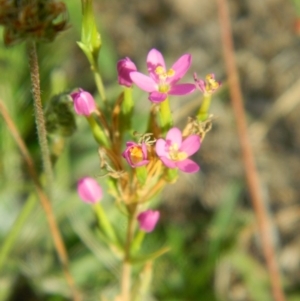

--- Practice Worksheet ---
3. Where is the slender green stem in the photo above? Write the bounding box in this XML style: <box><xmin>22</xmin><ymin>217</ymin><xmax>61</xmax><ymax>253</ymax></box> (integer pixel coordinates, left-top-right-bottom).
<box><xmin>197</xmin><ymin>94</ymin><xmax>212</xmax><ymax>121</ymax></box>
<box><xmin>93</xmin><ymin>203</ymin><xmax>119</xmax><ymax>246</ymax></box>
<box><xmin>121</xmin><ymin>206</ymin><xmax>136</xmax><ymax>301</ymax></box>
<box><xmin>27</xmin><ymin>41</ymin><xmax>53</xmax><ymax>194</ymax></box>
<box><xmin>131</xmin><ymin>230</ymin><xmax>145</xmax><ymax>253</ymax></box>
<box><xmin>86</xmin><ymin>115</ymin><xmax>110</xmax><ymax>147</ymax></box>
<box><xmin>0</xmin><ymin>193</ymin><xmax>36</xmax><ymax>271</ymax></box>
<box><xmin>91</xmin><ymin>63</ymin><xmax>107</xmax><ymax>104</ymax></box>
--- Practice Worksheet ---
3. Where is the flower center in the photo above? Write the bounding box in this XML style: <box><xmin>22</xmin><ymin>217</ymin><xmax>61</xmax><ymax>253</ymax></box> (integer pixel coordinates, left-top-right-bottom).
<box><xmin>168</xmin><ymin>143</ymin><xmax>187</xmax><ymax>161</ymax></box>
<box><xmin>129</xmin><ymin>146</ymin><xmax>144</xmax><ymax>164</ymax></box>
<box><xmin>205</xmin><ymin>74</ymin><xmax>220</xmax><ymax>94</ymax></box>
<box><xmin>155</xmin><ymin>66</ymin><xmax>175</xmax><ymax>93</ymax></box>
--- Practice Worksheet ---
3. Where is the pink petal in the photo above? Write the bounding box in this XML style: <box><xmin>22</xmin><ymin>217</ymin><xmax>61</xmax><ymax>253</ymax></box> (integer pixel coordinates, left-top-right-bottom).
<box><xmin>137</xmin><ymin>210</ymin><xmax>160</xmax><ymax>233</ymax></box>
<box><xmin>155</xmin><ymin>138</ymin><xmax>168</xmax><ymax>157</ymax></box>
<box><xmin>147</xmin><ymin>49</ymin><xmax>166</xmax><ymax>77</ymax></box>
<box><xmin>169</xmin><ymin>54</ymin><xmax>192</xmax><ymax>83</ymax></box>
<box><xmin>77</xmin><ymin>177</ymin><xmax>102</xmax><ymax>203</ymax></box>
<box><xmin>166</xmin><ymin>127</ymin><xmax>182</xmax><ymax>147</ymax></box>
<box><xmin>134</xmin><ymin>160</ymin><xmax>150</xmax><ymax>167</ymax></box>
<box><xmin>117</xmin><ymin>57</ymin><xmax>137</xmax><ymax>87</ymax></box>
<box><xmin>141</xmin><ymin>142</ymin><xmax>148</xmax><ymax>158</ymax></box>
<box><xmin>160</xmin><ymin>156</ymin><xmax>177</xmax><ymax>169</ymax></box>
<box><xmin>149</xmin><ymin>91</ymin><xmax>167</xmax><ymax>103</ymax></box>
<box><xmin>177</xmin><ymin>159</ymin><xmax>200</xmax><ymax>173</ymax></box>
<box><xmin>180</xmin><ymin>135</ymin><xmax>201</xmax><ymax>156</ymax></box>
<box><xmin>169</xmin><ymin>83</ymin><xmax>195</xmax><ymax>96</ymax></box>
<box><xmin>130</xmin><ymin>72</ymin><xmax>156</xmax><ymax>92</ymax></box>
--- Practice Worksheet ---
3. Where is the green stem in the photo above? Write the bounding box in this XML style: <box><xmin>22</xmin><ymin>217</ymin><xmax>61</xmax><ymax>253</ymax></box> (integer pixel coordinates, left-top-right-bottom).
<box><xmin>0</xmin><ymin>193</ymin><xmax>36</xmax><ymax>271</ymax></box>
<box><xmin>27</xmin><ymin>41</ymin><xmax>53</xmax><ymax>194</ymax></box>
<box><xmin>159</xmin><ymin>97</ymin><xmax>173</xmax><ymax>134</ymax></box>
<box><xmin>92</xmin><ymin>63</ymin><xmax>107</xmax><ymax>104</ymax></box>
<box><xmin>86</xmin><ymin>115</ymin><xmax>109</xmax><ymax>147</ymax></box>
<box><xmin>197</xmin><ymin>94</ymin><xmax>212</xmax><ymax>121</ymax></box>
<box><xmin>131</xmin><ymin>230</ymin><xmax>145</xmax><ymax>253</ymax></box>
<box><xmin>121</xmin><ymin>206</ymin><xmax>136</xmax><ymax>300</ymax></box>
<box><xmin>93</xmin><ymin>202</ymin><xmax>119</xmax><ymax>245</ymax></box>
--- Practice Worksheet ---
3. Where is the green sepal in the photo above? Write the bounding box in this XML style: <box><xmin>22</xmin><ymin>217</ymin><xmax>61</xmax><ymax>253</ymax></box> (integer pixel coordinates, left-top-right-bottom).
<box><xmin>159</xmin><ymin>97</ymin><xmax>173</xmax><ymax>134</ymax></box>
<box><xmin>166</xmin><ymin>168</ymin><xmax>178</xmax><ymax>183</ymax></box>
<box><xmin>77</xmin><ymin>41</ymin><xmax>94</xmax><ymax>66</ymax></box>
<box><xmin>120</xmin><ymin>87</ymin><xmax>134</xmax><ymax>135</ymax></box>
<box><xmin>135</xmin><ymin>166</ymin><xmax>147</xmax><ymax>186</ymax></box>
<box><xmin>122</xmin><ymin>87</ymin><xmax>134</xmax><ymax>115</ymax></box>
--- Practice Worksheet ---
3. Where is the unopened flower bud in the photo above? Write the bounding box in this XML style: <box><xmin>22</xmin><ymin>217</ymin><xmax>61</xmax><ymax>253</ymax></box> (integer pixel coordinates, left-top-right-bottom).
<box><xmin>77</xmin><ymin>177</ymin><xmax>102</xmax><ymax>204</ymax></box>
<box><xmin>137</xmin><ymin>210</ymin><xmax>160</xmax><ymax>233</ymax></box>
<box><xmin>71</xmin><ymin>89</ymin><xmax>96</xmax><ymax>116</ymax></box>
<box><xmin>117</xmin><ymin>57</ymin><xmax>137</xmax><ymax>87</ymax></box>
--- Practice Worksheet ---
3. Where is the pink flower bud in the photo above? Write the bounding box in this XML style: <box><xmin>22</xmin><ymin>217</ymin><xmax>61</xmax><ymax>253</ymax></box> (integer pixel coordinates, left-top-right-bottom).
<box><xmin>77</xmin><ymin>177</ymin><xmax>102</xmax><ymax>204</ymax></box>
<box><xmin>71</xmin><ymin>89</ymin><xmax>96</xmax><ymax>116</ymax></box>
<box><xmin>137</xmin><ymin>210</ymin><xmax>160</xmax><ymax>233</ymax></box>
<box><xmin>117</xmin><ymin>57</ymin><xmax>137</xmax><ymax>87</ymax></box>
<box><xmin>122</xmin><ymin>141</ymin><xmax>149</xmax><ymax>168</ymax></box>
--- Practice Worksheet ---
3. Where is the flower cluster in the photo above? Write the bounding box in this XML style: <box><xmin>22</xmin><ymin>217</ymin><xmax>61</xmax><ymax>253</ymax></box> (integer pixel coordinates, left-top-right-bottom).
<box><xmin>74</xmin><ymin>48</ymin><xmax>219</xmax><ymax>235</ymax></box>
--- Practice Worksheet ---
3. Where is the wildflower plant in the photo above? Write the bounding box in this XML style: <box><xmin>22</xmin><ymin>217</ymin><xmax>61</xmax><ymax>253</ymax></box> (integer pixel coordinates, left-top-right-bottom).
<box><xmin>68</xmin><ymin>1</ymin><xmax>220</xmax><ymax>299</ymax></box>
<box><xmin>0</xmin><ymin>0</ymin><xmax>220</xmax><ymax>299</ymax></box>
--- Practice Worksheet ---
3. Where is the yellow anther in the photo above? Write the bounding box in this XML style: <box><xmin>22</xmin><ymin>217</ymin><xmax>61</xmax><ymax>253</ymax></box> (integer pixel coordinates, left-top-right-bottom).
<box><xmin>168</xmin><ymin>143</ymin><xmax>187</xmax><ymax>161</ymax></box>
<box><xmin>204</xmin><ymin>74</ymin><xmax>220</xmax><ymax>94</ymax></box>
<box><xmin>155</xmin><ymin>66</ymin><xmax>165</xmax><ymax>75</ymax></box>
<box><xmin>130</xmin><ymin>146</ymin><xmax>143</xmax><ymax>164</ymax></box>
<box><xmin>167</xmin><ymin>69</ymin><xmax>175</xmax><ymax>77</ymax></box>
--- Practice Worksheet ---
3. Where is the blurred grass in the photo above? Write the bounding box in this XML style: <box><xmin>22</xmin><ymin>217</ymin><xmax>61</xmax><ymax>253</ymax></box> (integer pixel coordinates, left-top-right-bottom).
<box><xmin>0</xmin><ymin>1</ymin><xmax>289</xmax><ymax>301</ymax></box>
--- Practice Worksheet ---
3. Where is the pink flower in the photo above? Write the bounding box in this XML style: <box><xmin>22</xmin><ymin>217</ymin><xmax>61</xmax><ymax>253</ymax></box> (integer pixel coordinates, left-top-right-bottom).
<box><xmin>155</xmin><ymin>127</ymin><xmax>200</xmax><ymax>173</ymax></box>
<box><xmin>117</xmin><ymin>57</ymin><xmax>137</xmax><ymax>87</ymax></box>
<box><xmin>77</xmin><ymin>177</ymin><xmax>103</xmax><ymax>204</ymax></box>
<box><xmin>137</xmin><ymin>210</ymin><xmax>160</xmax><ymax>233</ymax></box>
<box><xmin>122</xmin><ymin>141</ymin><xmax>149</xmax><ymax>168</ymax></box>
<box><xmin>130</xmin><ymin>48</ymin><xmax>195</xmax><ymax>103</ymax></box>
<box><xmin>70</xmin><ymin>89</ymin><xmax>96</xmax><ymax>116</ymax></box>
<box><xmin>194</xmin><ymin>73</ymin><xmax>221</xmax><ymax>96</ymax></box>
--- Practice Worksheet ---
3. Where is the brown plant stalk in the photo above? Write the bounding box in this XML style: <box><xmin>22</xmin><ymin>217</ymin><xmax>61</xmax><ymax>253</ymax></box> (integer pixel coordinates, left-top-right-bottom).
<box><xmin>27</xmin><ymin>41</ymin><xmax>53</xmax><ymax>194</ymax></box>
<box><xmin>0</xmin><ymin>100</ymin><xmax>81</xmax><ymax>301</ymax></box>
<box><xmin>216</xmin><ymin>0</ymin><xmax>286</xmax><ymax>300</ymax></box>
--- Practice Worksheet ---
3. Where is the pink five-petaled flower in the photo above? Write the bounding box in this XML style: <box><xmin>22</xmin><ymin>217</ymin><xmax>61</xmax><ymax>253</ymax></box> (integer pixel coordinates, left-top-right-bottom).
<box><xmin>122</xmin><ymin>141</ymin><xmax>149</xmax><ymax>168</ymax></box>
<box><xmin>117</xmin><ymin>57</ymin><xmax>137</xmax><ymax>87</ymax></box>
<box><xmin>130</xmin><ymin>48</ymin><xmax>195</xmax><ymax>103</ymax></box>
<box><xmin>137</xmin><ymin>210</ymin><xmax>160</xmax><ymax>233</ymax></box>
<box><xmin>155</xmin><ymin>127</ymin><xmax>201</xmax><ymax>173</ymax></box>
<box><xmin>77</xmin><ymin>177</ymin><xmax>103</xmax><ymax>204</ymax></box>
<box><xmin>70</xmin><ymin>88</ymin><xmax>96</xmax><ymax>116</ymax></box>
<box><xmin>194</xmin><ymin>73</ymin><xmax>221</xmax><ymax>96</ymax></box>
